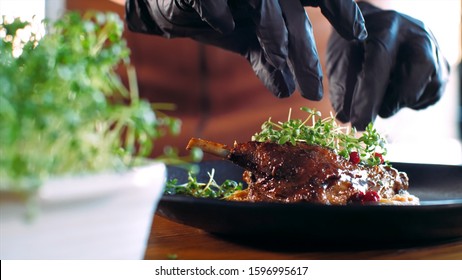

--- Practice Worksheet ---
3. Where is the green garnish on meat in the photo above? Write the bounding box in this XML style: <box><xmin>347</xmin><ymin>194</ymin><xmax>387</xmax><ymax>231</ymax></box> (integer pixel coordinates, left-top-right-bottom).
<box><xmin>252</xmin><ymin>107</ymin><xmax>388</xmax><ymax>166</ymax></box>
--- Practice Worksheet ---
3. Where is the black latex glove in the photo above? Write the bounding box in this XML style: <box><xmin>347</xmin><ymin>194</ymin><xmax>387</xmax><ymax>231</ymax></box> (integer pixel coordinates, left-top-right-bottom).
<box><xmin>125</xmin><ymin>0</ymin><xmax>367</xmax><ymax>100</ymax></box>
<box><xmin>326</xmin><ymin>1</ymin><xmax>450</xmax><ymax>130</ymax></box>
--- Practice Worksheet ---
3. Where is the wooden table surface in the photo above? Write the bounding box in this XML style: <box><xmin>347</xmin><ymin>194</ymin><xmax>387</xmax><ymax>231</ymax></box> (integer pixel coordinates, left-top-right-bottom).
<box><xmin>144</xmin><ymin>214</ymin><xmax>462</xmax><ymax>260</ymax></box>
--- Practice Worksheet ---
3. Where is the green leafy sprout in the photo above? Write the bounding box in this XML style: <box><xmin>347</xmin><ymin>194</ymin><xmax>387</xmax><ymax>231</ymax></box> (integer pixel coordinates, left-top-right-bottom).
<box><xmin>165</xmin><ymin>169</ymin><xmax>243</xmax><ymax>199</ymax></box>
<box><xmin>252</xmin><ymin>107</ymin><xmax>388</xmax><ymax>166</ymax></box>
<box><xmin>0</xmin><ymin>12</ymin><xmax>202</xmax><ymax>195</ymax></box>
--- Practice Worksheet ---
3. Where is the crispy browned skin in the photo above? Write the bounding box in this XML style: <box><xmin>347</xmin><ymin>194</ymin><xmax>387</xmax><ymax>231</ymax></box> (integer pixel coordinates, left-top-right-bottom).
<box><xmin>227</xmin><ymin>141</ymin><xmax>409</xmax><ymax>205</ymax></box>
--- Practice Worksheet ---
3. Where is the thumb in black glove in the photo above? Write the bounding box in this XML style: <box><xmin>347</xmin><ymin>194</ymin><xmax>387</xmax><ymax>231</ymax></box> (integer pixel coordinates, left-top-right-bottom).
<box><xmin>125</xmin><ymin>0</ymin><xmax>367</xmax><ymax>101</ymax></box>
<box><xmin>326</xmin><ymin>1</ymin><xmax>450</xmax><ymax>130</ymax></box>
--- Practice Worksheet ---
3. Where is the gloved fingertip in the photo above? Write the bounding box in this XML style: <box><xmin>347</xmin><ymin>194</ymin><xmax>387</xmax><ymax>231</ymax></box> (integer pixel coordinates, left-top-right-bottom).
<box><xmin>274</xmin><ymin>89</ymin><xmax>294</xmax><ymax>98</ymax></box>
<box><xmin>273</xmin><ymin>79</ymin><xmax>295</xmax><ymax>99</ymax></box>
<box><xmin>350</xmin><ymin>120</ymin><xmax>368</xmax><ymax>132</ymax></box>
<box><xmin>350</xmin><ymin>111</ymin><xmax>375</xmax><ymax>131</ymax></box>
<box><xmin>268</xmin><ymin>68</ymin><xmax>296</xmax><ymax>98</ymax></box>
<box><xmin>298</xmin><ymin>75</ymin><xmax>323</xmax><ymax>101</ymax></box>
<box><xmin>334</xmin><ymin>112</ymin><xmax>350</xmax><ymax>124</ymax></box>
<box><xmin>378</xmin><ymin>103</ymin><xmax>399</xmax><ymax>119</ymax></box>
<box><xmin>271</xmin><ymin>84</ymin><xmax>295</xmax><ymax>98</ymax></box>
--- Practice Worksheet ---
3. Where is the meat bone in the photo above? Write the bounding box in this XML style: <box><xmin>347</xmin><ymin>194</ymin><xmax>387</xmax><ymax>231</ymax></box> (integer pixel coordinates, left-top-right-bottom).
<box><xmin>187</xmin><ymin>138</ymin><xmax>231</xmax><ymax>158</ymax></box>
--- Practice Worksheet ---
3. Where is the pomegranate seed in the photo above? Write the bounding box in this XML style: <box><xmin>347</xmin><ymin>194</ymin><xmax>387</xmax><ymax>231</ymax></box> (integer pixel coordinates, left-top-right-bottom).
<box><xmin>350</xmin><ymin>190</ymin><xmax>380</xmax><ymax>204</ymax></box>
<box><xmin>374</xmin><ymin>152</ymin><xmax>384</xmax><ymax>164</ymax></box>
<box><xmin>349</xmin><ymin>151</ymin><xmax>360</xmax><ymax>164</ymax></box>
<box><xmin>363</xmin><ymin>190</ymin><xmax>380</xmax><ymax>202</ymax></box>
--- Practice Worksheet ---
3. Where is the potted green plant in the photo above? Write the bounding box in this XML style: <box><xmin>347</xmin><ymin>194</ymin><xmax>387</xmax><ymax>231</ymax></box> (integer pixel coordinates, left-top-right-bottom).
<box><xmin>0</xmin><ymin>11</ymin><xmax>199</xmax><ymax>259</ymax></box>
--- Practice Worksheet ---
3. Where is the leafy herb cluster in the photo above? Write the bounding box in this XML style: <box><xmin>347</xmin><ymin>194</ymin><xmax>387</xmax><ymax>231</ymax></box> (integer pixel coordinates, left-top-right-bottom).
<box><xmin>165</xmin><ymin>169</ymin><xmax>243</xmax><ymax>199</ymax></box>
<box><xmin>252</xmin><ymin>107</ymin><xmax>387</xmax><ymax>166</ymax></box>
<box><xmin>0</xmin><ymin>12</ymin><xmax>200</xmax><ymax>194</ymax></box>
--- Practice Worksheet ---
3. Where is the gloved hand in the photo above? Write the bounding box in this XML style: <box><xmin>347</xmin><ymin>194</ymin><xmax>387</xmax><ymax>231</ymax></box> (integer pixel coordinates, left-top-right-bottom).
<box><xmin>125</xmin><ymin>0</ymin><xmax>367</xmax><ymax>100</ymax></box>
<box><xmin>326</xmin><ymin>1</ymin><xmax>450</xmax><ymax>130</ymax></box>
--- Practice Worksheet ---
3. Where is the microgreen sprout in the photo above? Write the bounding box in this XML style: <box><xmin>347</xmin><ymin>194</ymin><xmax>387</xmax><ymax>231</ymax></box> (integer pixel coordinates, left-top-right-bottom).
<box><xmin>252</xmin><ymin>107</ymin><xmax>388</xmax><ymax>166</ymax></box>
<box><xmin>0</xmin><ymin>12</ymin><xmax>201</xmax><ymax>194</ymax></box>
<box><xmin>164</xmin><ymin>169</ymin><xmax>243</xmax><ymax>199</ymax></box>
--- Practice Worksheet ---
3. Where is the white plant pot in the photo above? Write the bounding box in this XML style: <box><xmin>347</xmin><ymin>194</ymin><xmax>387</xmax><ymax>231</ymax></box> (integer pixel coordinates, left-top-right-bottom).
<box><xmin>0</xmin><ymin>162</ymin><xmax>166</xmax><ymax>259</ymax></box>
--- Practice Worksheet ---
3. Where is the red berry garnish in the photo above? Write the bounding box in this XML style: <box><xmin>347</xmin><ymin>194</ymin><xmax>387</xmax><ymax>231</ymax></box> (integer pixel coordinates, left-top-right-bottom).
<box><xmin>363</xmin><ymin>190</ymin><xmax>380</xmax><ymax>202</ymax></box>
<box><xmin>349</xmin><ymin>151</ymin><xmax>360</xmax><ymax>164</ymax></box>
<box><xmin>374</xmin><ymin>152</ymin><xmax>384</xmax><ymax>164</ymax></box>
<box><xmin>350</xmin><ymin>190</ymin><xmax>380</xmax><ymax>204</ymax></box>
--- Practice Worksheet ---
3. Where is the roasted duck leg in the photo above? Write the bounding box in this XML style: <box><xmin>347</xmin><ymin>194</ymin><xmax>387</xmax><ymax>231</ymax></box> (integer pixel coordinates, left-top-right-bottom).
<box><xmin>187</xmin><ymin>138</ymin><xmax>418</xmax><ymax>205</ymax></box>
